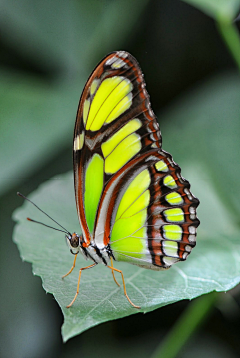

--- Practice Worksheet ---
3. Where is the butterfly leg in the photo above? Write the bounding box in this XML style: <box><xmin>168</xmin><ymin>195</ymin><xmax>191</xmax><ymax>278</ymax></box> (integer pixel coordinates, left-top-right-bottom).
<box><xmin>107</xmin><ymin>265</ymin><xmax>140</xmax><ymax>309</ymax></box>
<box><xmin>66</xmin><ymin>263</ymin><xmax>97</xmax><ymax>308</ymax></box>
<box><xmin>62</xmin><ymin>254</ymin><xmax>78</xmax><ymax>279</ymax></box>
<box><xmin>110</xmin><ymin>257</ymin><xmax>121</xmax><ymax>287</ymax></box>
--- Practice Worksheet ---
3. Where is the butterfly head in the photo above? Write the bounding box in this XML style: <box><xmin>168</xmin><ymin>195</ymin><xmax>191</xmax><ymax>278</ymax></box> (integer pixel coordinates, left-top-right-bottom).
<box><xmin>66</xmin><ymin>232</ymin><xmax>85</xmax><ymax>255</ymax></box>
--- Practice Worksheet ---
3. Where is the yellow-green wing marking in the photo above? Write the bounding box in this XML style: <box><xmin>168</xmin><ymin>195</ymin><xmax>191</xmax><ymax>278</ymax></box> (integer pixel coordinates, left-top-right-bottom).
<box><xmin>101</xmin><ymin>119</ymin><xmax>142</xmax><ymax>174</ymax></box>
<box><xmin>84</xmin><ymin>154</ymin><xmax>104</xmax><ymax>234</ymax></box>
<box><xmin>110</xmin><ymin>169</ymin><xmax>151</xmax><ymax>261</ymax></box>
<box><xmin>85</xmin><ymin>76</ymin><xmax>133</xmax><ymax>131</ymax></box>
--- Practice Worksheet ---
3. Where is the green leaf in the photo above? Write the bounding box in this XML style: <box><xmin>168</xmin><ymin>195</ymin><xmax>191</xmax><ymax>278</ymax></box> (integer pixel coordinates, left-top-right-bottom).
<box><xmin>1</xmin><ymin>0</ymin><xmax>149</xmax><ymax>75</ymax></box>
<box><xmin>13</xmin><ymin>166</ymin><xmax>240</xmax><ymax>341</ymax></box>
<box><xmin>181</xmin><ymin>1</ymin><xmax>240</xmax><ymax>73</ymax></box>
<box><xmin>1</xmin><ymin>0</ymin><xmax>149</xmax><ymax>195</ymax></box>
<box><xmin>181</xmin><ymin>0</ymin><xmax>240</xmax><ymax>21</ymax></box>
<box><xmin>82</xmin><ymin>0</ymin><xmax>149</xmax><ymax>63</ymax></box>
<box><xmin>1</xmin><ymin>0</ymin><xmax>96</xmax><ymax>74</ymax></box>
<box><xmin>0</xmin><ymin>69</ymin><xmax>81</xmax><ymax>195</ymax></box>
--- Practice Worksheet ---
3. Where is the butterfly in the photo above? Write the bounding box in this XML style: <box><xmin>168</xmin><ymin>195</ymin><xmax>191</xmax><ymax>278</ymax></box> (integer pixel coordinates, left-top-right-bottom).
<box><xmin>65</xmin><ymin>51</ymin><xmax>200</xmax><ymax>308</ymax></box>
<box><xmin>19</xmin><ymin>51</ymin><xmax>199</xmax><ymax>309</ymax></box>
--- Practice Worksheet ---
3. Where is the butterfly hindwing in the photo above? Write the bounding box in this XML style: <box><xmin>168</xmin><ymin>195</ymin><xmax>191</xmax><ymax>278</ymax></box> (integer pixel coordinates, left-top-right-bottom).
<box><xmin>93</xmin><ymin>148</ymin><xmax>199</xmax><ymax>270</ymax></box>
<box><xmin>73</xmin><ymin>51</ymin><xmax>199</xmax><ymax>269</ymax></box>
<box><xmin>110</xmin><ymin>151</ymin><xmax>199</xmax><ymax>269</ymax></box>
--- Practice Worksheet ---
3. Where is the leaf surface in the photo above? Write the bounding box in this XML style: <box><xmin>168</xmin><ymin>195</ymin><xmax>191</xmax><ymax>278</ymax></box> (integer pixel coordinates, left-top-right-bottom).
<box><xmin>13</xmin><ymin>166</ymin><xmax>240</xmax><ymax>341</ymax></box>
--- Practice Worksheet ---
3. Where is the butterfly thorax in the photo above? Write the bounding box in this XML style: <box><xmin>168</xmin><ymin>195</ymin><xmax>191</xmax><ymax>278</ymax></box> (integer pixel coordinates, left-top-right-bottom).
<box><xmin>66</xmin><ymin>232</ymin><xmax>112</xmax><ymax>265</ymax></box>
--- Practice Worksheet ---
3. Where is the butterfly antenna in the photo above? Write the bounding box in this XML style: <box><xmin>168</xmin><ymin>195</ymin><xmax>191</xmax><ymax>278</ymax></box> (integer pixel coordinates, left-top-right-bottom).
<box><xmin>17</xmin><ymin>192</ymin><xmax>71</xmax><ymax>236</ymax></box>
<box><xmin>27</xmin><ymin>217</ymin><xmax>70</xmax><ymax>234</ymax></box>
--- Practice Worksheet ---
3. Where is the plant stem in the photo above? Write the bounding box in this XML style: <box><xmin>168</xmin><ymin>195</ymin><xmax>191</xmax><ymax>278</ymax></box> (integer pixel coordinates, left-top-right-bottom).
<box><xmin>217</xmin><ymin>19</ymin><xmax>240</xmax><ymax>72</ymax></box>
<box><xmin>151</xmin><ymin>291</ymin><xmax>219</xmax><ymax>358</ymax></box>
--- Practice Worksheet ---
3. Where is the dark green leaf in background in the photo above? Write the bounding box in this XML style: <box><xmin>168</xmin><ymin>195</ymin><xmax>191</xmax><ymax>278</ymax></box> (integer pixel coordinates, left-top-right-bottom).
<box><xmin>0</xmin><ymin>70</ymin><xmax>80</xmax><ymax>195</ymax></box>
<box><xmin>162</xmin><ymin>72</ymin><xmax>240</xmax><ymax>221</ymax></box>
<box><xmin>0</xmin><ymin>0</ymin><xmax>149</xmax><ymax>195</ymax></box>
<box><xmin>182</xmin><ymin>0</ymin><xmax>240</xmax><ymax>21</ymax></box>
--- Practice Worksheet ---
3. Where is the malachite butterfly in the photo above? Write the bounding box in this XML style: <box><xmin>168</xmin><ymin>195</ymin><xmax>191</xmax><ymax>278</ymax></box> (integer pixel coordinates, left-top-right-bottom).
<box><xmin>20</xmin><ymin>51</ymin><xmax>200</xmax><ymax>309</ymax></box>
<box><xmin>69</xmin><ymin>51</ymin><xmax>199</xmax><ymax>308</ymax></box>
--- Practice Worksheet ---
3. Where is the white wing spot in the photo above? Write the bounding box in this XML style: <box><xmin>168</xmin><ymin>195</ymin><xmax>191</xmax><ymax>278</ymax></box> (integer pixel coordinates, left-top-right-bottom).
<box><xmin>184</xmin><ymin>188</ymin><xmax>193</xmax><ymax>200</ymax></box>
<box><xmin>185</xmin><ymin>245</ymin><xmax>192</xmax><ymax>252</ymax></box>
<box><xmin>111</xmin><ymin>58</ymin><xmax>127</xmax><ymax>69</ymax></box>
<box><xmin>188</xmin><ymin>234</ymin><xmax>196</xmax><ymax>242</ymax></box>
<box><xmin>74</xmin><ymin>132</ymin><xmax>84</xmax><ymax>151</ymax></box>
<box><xmin>105</xmin><ymin>57</ymin><xmax>117</xmax><ymax>66</ymax></box>
<box><xmin>167</xmin><ymin>157</ymin><xmax>174</xmax><ymax>166</ymax></box>
<box><xmin>189</xmin><ymin>206</ymin><xmax>196</xmax><ymax>220</ymax></box>
<box><xmin>176</xmin><ymin>172</ymin><xmax>185</xmax><ymax>184</ymax></box>
<box><xmin>117</xmin><ymin>51</ymin><xmax>128</xmax><ymax>58</ymax></box>
<box><xmin>189</xmin><ymin>226</ymin><xmax>196</xmax><ymax>235</ymax></box>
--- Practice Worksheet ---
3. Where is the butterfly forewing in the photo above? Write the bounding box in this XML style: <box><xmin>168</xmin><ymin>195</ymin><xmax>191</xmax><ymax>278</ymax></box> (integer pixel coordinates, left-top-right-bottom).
<box><xmin>74</xmin><ymin>51</ymin><xmax>199</xmax><ymax>268</ymax></box>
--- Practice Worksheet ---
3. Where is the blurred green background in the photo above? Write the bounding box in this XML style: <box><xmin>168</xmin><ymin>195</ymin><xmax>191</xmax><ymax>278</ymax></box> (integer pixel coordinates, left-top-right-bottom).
<box><xmin>1</xmin><ymin>0</ymin><xmax>240</xmax><ymax>357</ymax></box>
